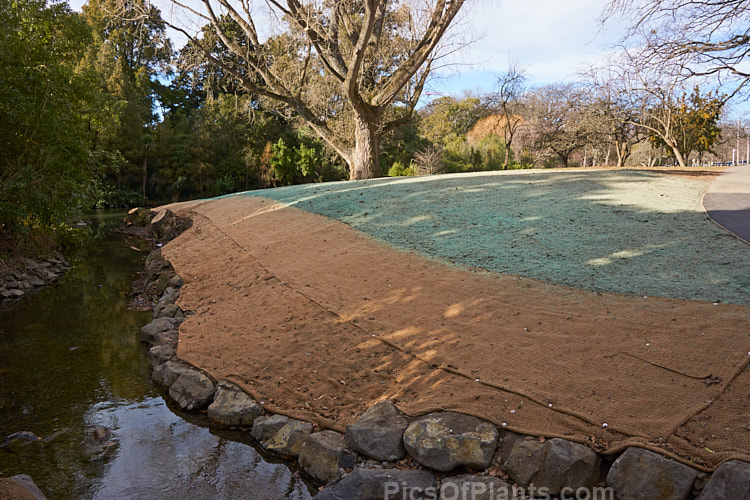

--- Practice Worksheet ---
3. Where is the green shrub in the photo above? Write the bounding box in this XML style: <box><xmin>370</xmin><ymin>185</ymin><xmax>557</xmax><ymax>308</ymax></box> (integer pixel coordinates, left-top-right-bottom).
<box><xmin>387</xmin><ymin>161</ymin><xmax>414</xmax><ymax>177</ymax></box>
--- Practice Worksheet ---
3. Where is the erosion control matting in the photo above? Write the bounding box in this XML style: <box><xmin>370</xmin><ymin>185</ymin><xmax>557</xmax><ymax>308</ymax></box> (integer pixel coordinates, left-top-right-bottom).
<box><xmin>161</xmin><ymin>178</ymin><xmax>749</xmax><ymax>471</ymax></box>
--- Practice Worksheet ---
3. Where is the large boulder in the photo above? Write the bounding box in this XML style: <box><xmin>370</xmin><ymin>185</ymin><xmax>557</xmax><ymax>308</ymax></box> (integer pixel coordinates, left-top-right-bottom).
<box><xmin>151</xmin><ymin>330</ymin><xmax>178</xmax><ymax>348</ymax></box>
<box><xmin>144</xmin><ymin>250</ymin><xmax>171</xmax><ymax>280</ymax></box>
<box><xmin>169</xmin><ymin>274</ymin><xmax>185</xmax><ymax>288</ymax></box>
<box><xmin>124</xmin><ymin>207</ymin><xmax>156</xmax><ymax>227</ymax></box>
<box><xmin>402</xmin><ymin>412</ymin><xmax>498</xmax><ymax>472</ymax></box>
<box><xmin>154</xmin><ymin>303</ymin><xmax>184</xmax><ymax>320</ymax></box>
<box><xmin>345</xmin><ymin>401</ymin><xmax>407</xmax><ymax>462</ymax></box>
<box><xmin>168</xmin><ymin>370</ymin><xmax>215</xmax><ymax>411</ymax></box>
<box><xmin>153</xmin><ymin>291</ymin><xmax>180</xmax><ymax>317</ymax></box>
<box><xmin>251</xmin><ymin>414</ymin><xmax>291</xmax><ymax>442</ymax></box>
<box><xmin>439</xmin><ymin>475</ymin><xmax>513</xmax><ymax>500</ymax></box>
<box><xmin>149</xmin><ymin>209</ymin><xmax>192</xmax><ymax>243</ymax></box>
<box><xmin>502</xmin><ymin>438</ymin><xmax>600</xmax><ymax>495</ymax></box>
<box><xmin>606</xmin><ymin>447</ymin><xmax>698</xmax><ymax>500</ymax></box>
<box><xmin>501</xmin><ymin>439</ymin><xmax>545</xmax><ymax>486</ymax></box>
<box><xmin>251</xmin><ymin>414</ymin><xmax>313</xmax><ymax>458</ymax></box>
<box><xmin>140</xmin><ymin>317</ymin><xmax>178</xmax><ymax>344</ymax></box>
<box><xmin>696</xmin><ymin>460</ymin><xmax>750</xmax><ymax>500</ymax></box>
<box><xmin>151</xmin><ymin>270</ymin><xmax>174</xmax><ymax>296</ymax></box>
<box><xmin>314</xmin><ymin>468</ymin><xmax>436</xmax><ymax>500</ymax></box>
<box><xmin>147</xmin><ymin>344</ymin><xmax>175</xmax><ymax>367</ymax></box>
<box><xmin>151</xmin><ymin>360</ymin><xmax>193</xmax><ymax>388</ymax></box>
<box><xmin>299</xmin><ymin>430</ymin><xmax>357</xmax><ymax>484</ymax></box>
<box><xmin>207</xmin><ymin>381</ymin><xmax>262</xmax><ymax>427</ymax></box>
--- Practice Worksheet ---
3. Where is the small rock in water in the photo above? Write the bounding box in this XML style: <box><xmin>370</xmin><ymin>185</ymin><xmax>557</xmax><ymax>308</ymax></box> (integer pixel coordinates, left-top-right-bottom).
<box><xmin>92</xmin><ymin>426</ymin><xmax>110</xmax><ymax>442</ymax></box>
<box><xmin>3</xmin><ymin>431</ymin><xmax>40</xmax><ymax>449</ymax></box>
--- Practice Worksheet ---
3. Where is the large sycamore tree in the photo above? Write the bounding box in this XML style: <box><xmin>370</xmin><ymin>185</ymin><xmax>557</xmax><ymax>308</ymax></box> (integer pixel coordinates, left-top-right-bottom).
<box><xmin>161</xmin><ymin>0</ymin><xmax>466</xmax><ymax>180</ymax></box>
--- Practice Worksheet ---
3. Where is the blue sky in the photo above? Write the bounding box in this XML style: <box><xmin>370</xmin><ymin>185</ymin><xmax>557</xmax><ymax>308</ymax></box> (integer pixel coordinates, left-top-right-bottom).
<box><xmin>430</xmin><ymin>0</ymin><xmax>624</xmax><ymax>96</ymax></box>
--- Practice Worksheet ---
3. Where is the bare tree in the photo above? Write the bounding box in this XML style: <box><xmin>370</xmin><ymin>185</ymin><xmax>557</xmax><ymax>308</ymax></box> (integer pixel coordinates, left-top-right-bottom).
<box><xmin>525</xmin><ymin>84</ymin><xmax>589</xmax><ymax>168</ymax></box>
<box><xmin>412</xmin><ymin>145</ymin><xmax>444</xmax><ymax>175</ymax></box>
<box><xmin>590</xmin><ymin>52</ymin><xmax>725</xmax><ymax>167</ymax></box>
<box><xmin>603</xmin><ymin>0</ymin><xmax>750</xmax><ymax>96</ymax></box>
<box><xmin>582</xmin><ymin>66</ymin><xmax>643</xmax><ymax>167</ymax></box>
<box><xmin>486</xmin><ymin>62</ymin><xmax>527</xmax><ymax>169</ymax></box>
<box><xmin>156</xmin><ymin>0</ymin><xmax>466</xmax><ymax>180</ymax></box>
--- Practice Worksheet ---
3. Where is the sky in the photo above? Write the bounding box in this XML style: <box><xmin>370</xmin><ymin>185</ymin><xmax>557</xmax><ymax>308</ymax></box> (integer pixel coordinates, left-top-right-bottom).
<box><xmin>67</xmin><ymin>0</ymin><xmax>625</xmax><ymax>98</ymax></box>
<box><xmin>428</xmin><ymin>0</ymin><xmax>625</xmax><ymax>96</ymax></box>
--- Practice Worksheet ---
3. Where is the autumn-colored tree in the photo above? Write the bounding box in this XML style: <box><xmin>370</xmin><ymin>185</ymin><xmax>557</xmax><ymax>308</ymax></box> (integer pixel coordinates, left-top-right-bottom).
<box><xmin>647</xmin><ymin>86</ymin><xmax>723</xmax><ymax>165</ymax></box>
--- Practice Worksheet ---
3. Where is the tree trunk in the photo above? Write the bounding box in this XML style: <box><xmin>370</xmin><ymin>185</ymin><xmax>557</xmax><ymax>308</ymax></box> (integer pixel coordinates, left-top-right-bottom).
<box><xmin>605</xmin><ymin>143</ymin><xmax>611</xmax><ymax>167</ymax></box>
<box><xmin>141</xmin><ymin>153</ymin><xmax>148</xmax><ymax>200</ymax></box>
<box><xmin>665</xmin><ymin>141</ymin><xmax>687</xmax><ymax>167</ymax></box>
<box><xmin>350</xmin><ymin>114</ymin><xmax>382</xmax><ymax>180</ymax></box>
<box><xmin>615</xmin><ymin>141</ymin><xmax>629</xmax><ymax>168</ymax></box>
<box><xmin>672</xmin><ymin>147</ymin><xmax>687</xmax><ymax>167</ymax></box>
<box><xmin>503</xmin><ymin>134</ymin><xmax>514</xmax><ymax>169</ymax></box>
<box><xmin>559</xmin><ymin>153</ymin><xmax>570</xmax><ymax>168</ymax></box>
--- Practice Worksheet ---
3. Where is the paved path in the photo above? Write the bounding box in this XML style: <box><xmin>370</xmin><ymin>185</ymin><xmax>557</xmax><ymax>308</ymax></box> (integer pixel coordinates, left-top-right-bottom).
<box><xmin>703</xmin><ymin>165</ymin><xmax>750</xmax><ymax>243</ymax></box>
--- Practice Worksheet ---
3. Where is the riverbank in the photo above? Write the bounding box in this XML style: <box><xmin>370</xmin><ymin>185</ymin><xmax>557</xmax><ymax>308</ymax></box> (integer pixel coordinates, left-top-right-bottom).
<box><xmin>0</xmin><ymin>210</ymin><xmax>314</xmax><ymax>499</ymax></box>
<box><xmin>0</xmin><ymin>252</ymin><xmax>70</xmax><ymax>301</ymax></box>
<box><xmin>133</xmin><ymin>168</ymin><xmax>750</xmax><ymax>497</ymax></box>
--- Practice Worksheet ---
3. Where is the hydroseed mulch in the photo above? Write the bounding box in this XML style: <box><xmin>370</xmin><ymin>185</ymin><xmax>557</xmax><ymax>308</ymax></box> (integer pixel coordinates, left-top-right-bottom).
<box><xmin>257</xmin><ymin>168</ymin><xmax>750</xmax><ymax>305</ymax></box>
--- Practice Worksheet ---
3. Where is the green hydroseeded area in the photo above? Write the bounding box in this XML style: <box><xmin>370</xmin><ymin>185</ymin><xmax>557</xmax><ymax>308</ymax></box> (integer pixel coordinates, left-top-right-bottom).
<box><xmin>235</xmin><ymin>169</ymin><xmax>750</xmax><ymax>305</ymax></box>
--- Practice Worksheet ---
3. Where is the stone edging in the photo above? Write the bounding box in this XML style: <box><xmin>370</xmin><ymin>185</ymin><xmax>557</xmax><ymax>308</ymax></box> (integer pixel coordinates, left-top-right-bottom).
<box><xmin>0</xmin><ymin>252</ymin><xmax>70</xmax><ymax>300</ymax></box>
<box><xmin>131</xmin><ymin>208</ymin><xmax>749</xmax><ymax>500</ymax></box>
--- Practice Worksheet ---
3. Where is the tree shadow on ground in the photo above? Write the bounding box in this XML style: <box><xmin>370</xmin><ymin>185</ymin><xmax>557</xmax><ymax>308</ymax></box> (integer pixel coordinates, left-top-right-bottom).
<box><xmin>249</xmin><ymin>170</ymin><xmax>750</xmax><ymax>305</ymax></box>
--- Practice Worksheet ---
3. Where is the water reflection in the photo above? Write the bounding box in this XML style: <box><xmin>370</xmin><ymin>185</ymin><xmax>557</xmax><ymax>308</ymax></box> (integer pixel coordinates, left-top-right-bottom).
<box><xmin>0</xmin><ymin>211</ymin><xmax>312</xmax><ymax>499</ymax></box>
<box><xmin>89</xmin><ymin>398</ymin><xmax>311</xmax><ymax>500</ymax></box>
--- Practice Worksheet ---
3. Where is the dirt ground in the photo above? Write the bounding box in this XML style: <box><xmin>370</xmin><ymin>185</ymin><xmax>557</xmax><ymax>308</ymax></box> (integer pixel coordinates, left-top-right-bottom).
<box><xmin>160</xmin><ymin>168</ymin><xmax>750</xmax><ymax>471</ymax></box>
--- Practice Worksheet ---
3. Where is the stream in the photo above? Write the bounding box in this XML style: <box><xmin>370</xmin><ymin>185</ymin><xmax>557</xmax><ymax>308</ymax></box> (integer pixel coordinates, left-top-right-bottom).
<box><xmin>0</xmin><ymin>210</ymin><xmax>314</xmax><ymax>499</ymax></box>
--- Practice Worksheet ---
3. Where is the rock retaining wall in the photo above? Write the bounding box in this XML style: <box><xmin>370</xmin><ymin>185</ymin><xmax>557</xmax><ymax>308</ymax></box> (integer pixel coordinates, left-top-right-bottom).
<box><xmin>0</xmin><ymin>253</ymin><xmax>70</xmax><ymax>300</ymax></box>
<box><xmin>132</xmin><ymin>209</ymin><xmax>749</xmax><ymax>500</ymax></box>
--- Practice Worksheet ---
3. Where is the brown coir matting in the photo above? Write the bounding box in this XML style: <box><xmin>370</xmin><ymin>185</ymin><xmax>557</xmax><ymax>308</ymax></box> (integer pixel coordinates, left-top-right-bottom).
<box><xmin>160</xmin><ymin>196</ymin><xmax>749</xmax><ymax>471</ymax></box>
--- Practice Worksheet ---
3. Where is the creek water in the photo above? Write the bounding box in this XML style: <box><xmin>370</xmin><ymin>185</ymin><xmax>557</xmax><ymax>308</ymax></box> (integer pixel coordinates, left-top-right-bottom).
<box><xmin>0</xmin><ymin>211</ymin><xmax>313</xmax><ymax>499</ymax></box>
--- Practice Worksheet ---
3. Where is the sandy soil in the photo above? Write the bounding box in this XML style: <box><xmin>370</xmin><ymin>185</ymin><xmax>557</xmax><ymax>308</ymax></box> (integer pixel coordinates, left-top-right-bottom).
<box><xmin>160</xmin><ymin>168</ymin><xmax>750</xmax><ymax>471</ymax></box>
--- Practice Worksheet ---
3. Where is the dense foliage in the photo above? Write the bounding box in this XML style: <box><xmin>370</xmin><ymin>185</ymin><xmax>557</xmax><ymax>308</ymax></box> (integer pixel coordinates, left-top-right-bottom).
<box><xmin>0</xmin><ymin>0</ymin><xmax>96</xmax><ymax>246</ymax></box>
